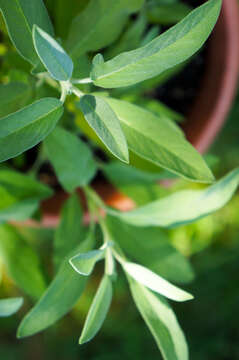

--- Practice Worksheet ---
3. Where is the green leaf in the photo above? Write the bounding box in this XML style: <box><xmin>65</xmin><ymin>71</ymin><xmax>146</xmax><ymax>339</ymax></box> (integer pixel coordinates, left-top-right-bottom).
<box><xmin>104</xmin><ymin>97</ymin><xmax>214</xmax><ymax>183</ymax></box>
<box><xmin>33</xmin><ymin>25</ymin><xmax>73</xmax><ymax>81</ymax></box>
<box><xmin>103</xmin><ymin>162</ymin><xmax>175</xmax><ymax>186</ymax></box>
<box><xmin>147</xmin><ymin>3</ymin><xmax>192</xmax><ymax>25</ymax></box>
<box><xmin>91</xmin><ymin>0</ymin><xmax>222</xmax><ymax>88</ymax></box>
<box><xmin>123</xmin><ymin>262</ymin><xmax>193</xmax><ymax>302</ymax></box>
<box><xmin>53</xmin><ymin>0</ymin><xmax>90</xmax><ymax>39</ymax></box>
<box><xmin>128</xmin><ymin>279</ymin><xmax>188</xmax><ymax>360</ymax></box>
<box><xmin>0</xmin><ymin>297</ymin><xmax>23</xmax><ymax>317</ymax></box>
<box><xmin>17</xmin><ymin>231</ymin><xmax>94</xmax><ymax>338</ymax></box>
<box><xmin>54</xmin><ymin>193</ymin><xmax>86</xmax><ymax>271</ymax></box>
<box><xmin>106</xmin><ymin>216</ymin><xmax>194</xmax><ymax>284</ymax></box>
<box><xmin>0</xmin><ymin>225</ymin><xmax>47</xmax><ymax>299</ymax></box>
<box><xmin>112</xmin><ymin>168</ymin><xmax>239</xmax><ymax>228</ymax></box>
<box><xmin>140</xmin><ymin>26</ymin><xmax>159</xmax><ymax>47</ymax></box>
<box><xmin>0</xmin><ymin>0</ymin><xmax>54</xmax><ymax>66</ymax></box>
<box><xmin>0</xmin><ymin>82</ymin><xmax>31</xmax><ymax>118</ymax></box>
<box><xmin>70</xmin><ymin>249</ymin><xmax>105</xmax><ymax>276</ymax></box>
<box><xmin>79</xmin><ymin>275</ymin><xmax>112</xmax><ymax>344</ymax></box>
<box><xmin>105</xmin><ymin>14</ymin><xmax>147</xmax><ymax>60</ymax></box>
<box><xmin>78</xmin><ymin>95</ymin><xmax>129</xmax><ymax>163</ymax></box>
<box><xmin>0</xmin><ymin>98</ymin><xmax>63</xmax><ymax>163</ymax></box>
<box><xmin>0</xmin><ymin>169</ymin><xmax>52</xmax><ymax>223</ymax></box>
<box><xmin>66</xmin><ymin>0</ymin><xmax>144</xmax><ymax>58</ymax></box>
<box><xmin>44</xmin><ymin>127</ymin><xmax>97</xmax><ymax>193</ymax></box>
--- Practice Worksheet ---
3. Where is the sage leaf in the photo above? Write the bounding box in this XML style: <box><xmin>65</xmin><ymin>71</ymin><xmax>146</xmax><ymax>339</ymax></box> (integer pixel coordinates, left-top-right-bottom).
<box><xmin>147</xmin><ymin>2</ymin><xmax>192</xmax><ymax>25</ymax></box>
<box><xmin>0</xmin><ymin>98</ymin><xmax>63</xmax><ymax>163</ymax></box>
<box><xmin>17</xmin><ymin>232</ymin><xmax>94</xmax><ymax>338</ymax></box>
<box><xmin>0</xmin><ymin>169</ymin><xmax>52</xmax><ymax>223</ymax></box>
<box><xmin>78</xmin><ymin>95</ymin><xmax>129</xmax><ymax>163</ymax></box>
<box><xmin>54</xmin><ymin>193</ymin><xmax>86</xmax><ymax>271</ymax></box>
<box><xmin>112</xmin><ymin>168</ymin><xmax>239</xmax><ymax>228</ymax></box>
<box><xmin>79</xmin><ymin>275</ymin><xmax>112</xmax><ymax>344</ymax></box>
<box><xmin>0</xmin><ymin>0</ymin><xmax>54</xmax><ymax>66</ymax></box>
<box><xmin>70</xmin><ymin>249</ymin><xmax>105</xmax><ymax>276</ymax></box>
<box><xmin>44</xmin><ymin>127</ymin><xmax>97</xmax><ymax>193</ymax></box>
<box><xmin>128</xmin><ymin>279</ymin><xmax>188</xmax><ymax>360</ymax></box>
<box><xmin>0</xmin><ymin>82</ymin><xmax>31</xmax><ymax>118</ymax></box>
<box><xmin>0</xmin><ymin>225</ymin><xmax>47</xmax><ymax>299</ymax></box>
<box><xmin>105</xmin><ymin>14</ymin><xmax>147</xmax><ymax>60</ymax></box>
<box><xmin>33</xmin><ymin>25</ymin><xmax>73</xmax><ymax>81</ymax></box>
<box><xmin>91</xmin><ymin>0</ymin><xmax>222</xmax><ymax>88</ymax></box>
<box><xmin>106</xmin><ymin>216</ymin><xmax>194</xmax><ymax>284</ymax></box>
<box><xmin>66</xmin><ymin>0</ymin><xmax>144</xmax><ymax>58</ymax></box>
<box><xmin>105</xmin><ymin>98</ymin><xmax>214</xmax><ymax>183</ymax></box>
<box><xmin>123</xmin><ymin>262</ymin><xmax>193</xmax><ymax>302</ymax></box>
<box><xmin>0</xmin><ymin>297</ymin><xmax>23</xmax><ymax>317</ymax></box>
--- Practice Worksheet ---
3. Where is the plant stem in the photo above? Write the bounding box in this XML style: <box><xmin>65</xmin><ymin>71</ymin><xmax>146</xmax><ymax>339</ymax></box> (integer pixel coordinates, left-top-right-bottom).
<box><xmin>71</xmin><ymin>77</ymin><xmax>93</xmax><ymax>84</ymax></box>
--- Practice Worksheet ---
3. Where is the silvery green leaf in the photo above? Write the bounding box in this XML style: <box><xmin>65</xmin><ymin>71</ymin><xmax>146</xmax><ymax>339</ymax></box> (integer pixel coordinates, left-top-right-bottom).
<box><xmin>44</xmin><ymin>127</ymin><xmax>97</xmax><ymax>193</ymax></box>
<box><xmin>0</xmin><ymin>298</ymin><xmax>23</xmax><ymax>317</ymax></box>
<box><xmin>66</xmin><ymin>0</ymin><xmax>144</xmax><ymax>58</ymax></box>
<box><xmin>0</xmin><ymin>225</ymin><xmax>47</xmax><ymax>299</ymax></box>
<box><xmin>79</xmin><ymin>275</ymin><xmax>112</xmax><ymax>344</ymax></box>
<box><xmin>17</xmin><ymin>232</ymin><xmax>94</xmax><ymax>338</ymax></box>
<box><xmin>33</xmin><ymin>25</ymin><xmax>73</xmax><ymax>81</ymax></box>
<box><xmin>111</xmin><ymin>168</ymin><xmax>239</xmax><ymax>227</ymax></box>
<box><xmin>0</xmin><ymin>98</ymin><xmax>63</xmax><ymax>163</ymax></box>
<box><xmin>128</xmin><ymin>279</ymin><xmax>188</xmax><ymax>360</ymax></box>
<box><xmin>0</xmin><ymin>0</ymin><xmax>54</xmax><ymax>66</ymax></box>
<box><xmin>104</xmin><ymin>97</ymin><xmax>214</xmax><ymax>183</ymax></box>
<box><xmin>54</xmin><ymin>193</ymin><xmax>86</xmax><ymax>271</ymax></box>
<box><xmin>123</xmin><ymin>262</ymin><xmax>193</xmax><ymax>302</ymax></box>
<box><xmin>91</xmin><ymin>0</ymin><xmax>222</xmax><ymax>88</ymax></box>
<box><xmin>70</xmin><ymin>249</ymin><xmax>105</xmax><ymax>276</ymax></box>
<box><xmin>78</xmin><ymin>95</ymin><xmax>129</xmax><ymax>163</ymax></box>
<box><xmin>106</xmin><ymin>216</ymin><xmax>194</xmax><ymax>284</ymax></box>
<box><xmin>0</xmin><ymin>82</ymin><xmax>31</xmax><ymax>118</ymax></box>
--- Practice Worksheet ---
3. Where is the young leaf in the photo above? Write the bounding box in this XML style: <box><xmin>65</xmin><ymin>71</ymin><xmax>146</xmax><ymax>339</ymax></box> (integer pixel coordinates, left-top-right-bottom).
<box><xmin>0</xmin><ymin>298</ymin><xmax>23</xmax><ymax>317</ymax></box>
<box><xmin>44</xmin><ymin>127</ymin><xmax>97</xmax><ymax>193</ymax></box>
<box><xmin>66</xmin><ymin>0</ymin><xmax>144</xmax><ymax>58</ymax></box>
<box><xmin>0</xmin><ymin>225</ymin><xmax>47</xmax><ymax>299</ymax></box>
<box><xmin>128</xmin><ymin>279</ymin><xmax>189</xmax><ymax>360</ymax></box>
<box><xmin>17</xmin><ymin>232</ymin><xmax>94</xmax><ymax>338</ymax></box>
<box><xmin>0</xmin><ymin>82</ymin><xmax>31</xmax><ymax>118</ymax></box>
<box><xmin>0</xmin><ymin>0</ymin><xmax>54</xmax><ymax>66</ymax></box>
<box><xmin>91</xmin><ymin>0</ymin><xmax>222</xmax><ymax>88</ymax></box>
<box><xmin>70</xmin><ymin>249</ymin><xmax>105</xmax><ymax>276</ymax></box>
<box><xmin>106</xmin><ymin>216</ymin><xmax>194</xmax><ymax>284</ymax></box>
<box><xmin>104</xmin><ymin>97</ymin><xmax>214</xmax><ymax>183</ymax></box>
<box><xmin>112</xmin><ymin>168</ymin><xmax>239</xmax><ymax>228</ymax></box>
<box><xmin>79</xmin><ymin>275</ymin><xmax>112</xmax><ymax>344</ymax></box>
<box><xmin>54</xmin><ymin>193</ymin><xmax>86</xmax><ymax>271</ymax></box>
<box><xmin>123</xmin><ymin>262</ymin><xmax>193</xmax><ymax>302</ymax></box>
<box><xmin>0</xmin><ymin>98</ymin><xmax>63</xmax><ymax>163</ymax></box>
<box><xmin>0</xmin><ymin>169</ymin><xmax>52</xmax><ymax>223</ymax></box>
<box><xmin>33</xmin><ymin>25</ymin><xmax>73</xmax><ymax>81</ymax></box>
<box><xmin>78</xmin><ymin>95</ymin><xmax>129</xmax><ymax>163</ymax></box>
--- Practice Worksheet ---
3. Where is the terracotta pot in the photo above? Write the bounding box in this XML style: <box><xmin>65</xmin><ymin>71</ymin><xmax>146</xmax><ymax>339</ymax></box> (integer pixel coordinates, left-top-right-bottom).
<box><xmin>182</xmin><ymin>0</ymin><xmax>239</xmax><ymax>153</ymax></box>
<box><xmin>36</xmin><ymin>0</ymin><xmax>239</xmax><ymax>227</ymax></box>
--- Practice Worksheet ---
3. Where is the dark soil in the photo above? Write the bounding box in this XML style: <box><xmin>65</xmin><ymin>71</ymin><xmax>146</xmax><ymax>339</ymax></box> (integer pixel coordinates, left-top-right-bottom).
<box><xmin>155</xmin><ymin>47</ymin><xmax>207</xmax><ymax>116</ymax></box>
<box><xmin>155</xmin><ymin>0</ymin><xmax>207</xmax><ymax>116</ymax></box>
